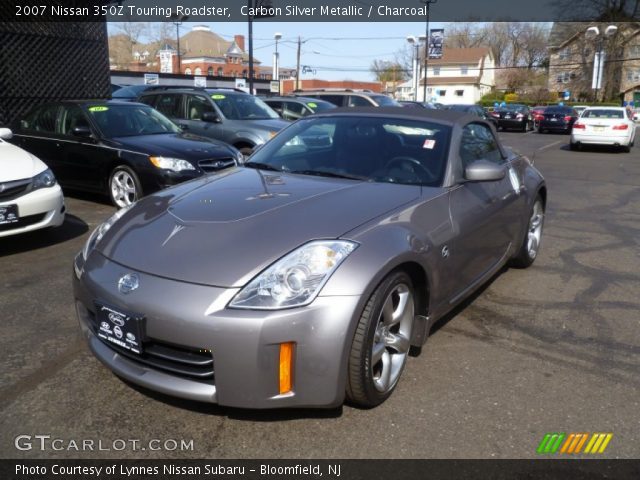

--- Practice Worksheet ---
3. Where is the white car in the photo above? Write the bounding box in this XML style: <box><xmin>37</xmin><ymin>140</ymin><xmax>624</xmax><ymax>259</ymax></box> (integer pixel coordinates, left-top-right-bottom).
<box><xmin>570</xmin><ymin>107</ymin><xmax>636</xmax><ymax>152</ymax></box>
<box><xmin>0</xmin><ymin>128</ymin><xmax>65</xmax><ymax>237</ymax></box>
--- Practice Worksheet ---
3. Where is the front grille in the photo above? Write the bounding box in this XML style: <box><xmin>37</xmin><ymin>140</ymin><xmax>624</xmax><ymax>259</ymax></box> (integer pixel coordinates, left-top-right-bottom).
<box><xmin>0</xmin><ymin>178</ymin><xmax>32</xmax><ymax>201</ymax></box>
<box><xmin>88</xmin><ymin>311</ymin><xmax>214</xmax><ymax>383</ymax></box>
<box><xmin>198</xmin><ymin>157</ymin><xmax>235</xmax><ymax>173</ymax></box>
<box><xmin>0</xmin><ymin>212</ymin><xmax>45</xmax><ymax>232</ymax></box>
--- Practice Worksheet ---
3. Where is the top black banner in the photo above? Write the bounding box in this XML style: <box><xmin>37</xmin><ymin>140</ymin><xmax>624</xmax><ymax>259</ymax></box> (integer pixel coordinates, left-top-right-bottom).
<box><xmin>3</xmin><ymin>0</ymin><xmax>640</xmax><ymax>22</ymax></box>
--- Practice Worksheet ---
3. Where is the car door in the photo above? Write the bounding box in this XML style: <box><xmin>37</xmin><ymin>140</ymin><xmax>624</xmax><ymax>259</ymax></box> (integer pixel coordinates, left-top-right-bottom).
<box><xmin>57</xmin><ymin>104</ymin><xmax>112</xmax><ymax>192</ymax></box>
<box><xmin>265</xmin><ymin>100</ymin><xmax>284</xmax><ymax>118</ymax></box>
<box><xmin>448</xmin><ymin>122</ymin><xmax>520</xmax><ymax>301</ymax></box>
<box><xmin>182</xmin><ymin>94</ymin><xmax>225</xmax><ymax>140</ymax></box>
<box><xmin>12</xmin><ymin>105</ymin><xmax>64</xmax><ymax>177</ymax></box>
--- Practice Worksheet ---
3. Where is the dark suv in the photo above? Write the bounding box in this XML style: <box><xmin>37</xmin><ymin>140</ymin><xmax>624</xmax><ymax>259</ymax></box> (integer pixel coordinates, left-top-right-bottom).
<box><xmin>291</xmin><ymin>90</ymin><xmax>400</xmax><ymax>108</ymax></box>
<box><xmin>138</xmin><ymin>87</ymin><xmax>289</xmax><ymax>157</ymax></box>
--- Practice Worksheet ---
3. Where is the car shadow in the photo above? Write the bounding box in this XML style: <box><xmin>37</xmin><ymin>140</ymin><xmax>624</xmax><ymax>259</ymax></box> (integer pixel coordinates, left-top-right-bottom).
<box><xmin>560</xmin><ymin>144</ymin><xmax>627</xmax><ymax>154</ymax></box>
<box><xmin>120</xmin><ymin>378</ymin><xmax>344</xmax><ymax>421</ymax></box>
<box><xmin>0</xmin><ymin>214</ymin><xmax>88</xmax><ymax>256</ymax></box>
<box><xmin>429</xmin><ymin>266</ymin><xmax>506</xmax><ymax>336</ymax></box>
<box><xmin>63</xmin><ymin>189</ymin><xmax>112</xmax><ymax>206</ymax></box>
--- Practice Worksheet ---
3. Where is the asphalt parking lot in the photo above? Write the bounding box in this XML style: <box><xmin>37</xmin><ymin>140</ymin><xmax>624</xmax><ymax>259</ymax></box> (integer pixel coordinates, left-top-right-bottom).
<box><xmin>1</xmin><ymin>129</ymin><xmax>638</xmax><ymax>459</ymax></box>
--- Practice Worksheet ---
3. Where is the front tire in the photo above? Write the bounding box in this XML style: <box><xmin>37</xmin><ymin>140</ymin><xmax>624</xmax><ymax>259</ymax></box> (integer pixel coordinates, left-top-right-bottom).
<box><xmin>346</xmin><ymin>271</ymin><xmax>415</xmax><ymax>408</ymax></box>
<box><xmin>109</xmin><ymin>165</ymin><xmax>142</xmax><ymax>208</ymax></box>
<box><xmin>511</xmin><ymin>195</ymin><xmax>545</xmax><ymax>268</ymax></box>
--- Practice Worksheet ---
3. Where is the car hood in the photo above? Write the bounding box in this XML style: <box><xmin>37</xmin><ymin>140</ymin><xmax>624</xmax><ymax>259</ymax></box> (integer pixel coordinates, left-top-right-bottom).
<box><xmin>0</xmin><ymin>141</ymin><xmax>47</xmax><ymax>182</ymax></box>
<box><xmin>99</xmin><ymin>168</ymin><xmax>420</xmax><ymax>287</ymax></box>
<box><xmin>108</xmin><ymin>133</ymin><xmax>235</xmax><ymax>160</ymax></box>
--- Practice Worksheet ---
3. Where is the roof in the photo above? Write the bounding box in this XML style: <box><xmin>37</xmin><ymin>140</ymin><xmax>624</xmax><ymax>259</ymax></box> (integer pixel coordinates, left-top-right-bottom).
<box><xmin>314</xmin><ymin>107</ymin><xmax>481</xmax><ymax>126</ymax></box>
<box><xmin>428</xmin><ymin>48</ymin><xmax>491</xmax><ymax>65</ymax></box>
<box><xmin>420</xmin><ymin>76</ymin><xmax>480</xmax><ymax>86</ymax></box>
<box><xmin>263</xmin><ymin>96</ymin><xmax>333</xmax><ymax>103</ymax></box>
<box><xmin>181</xmin><ymin>29</ymin><xmax>235</xmax><ymax>58</ymax></box>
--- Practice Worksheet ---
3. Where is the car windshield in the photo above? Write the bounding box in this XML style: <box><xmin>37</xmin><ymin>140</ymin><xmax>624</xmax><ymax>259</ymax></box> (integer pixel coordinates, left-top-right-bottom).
<box><xmin>87</xmin><ymin>105</ymin><xmax>180</xmax><ymax>137</ymax></box>
<box><xmin>209</xmin><ymin>92</ymin><xmax>279</xmax><ymax>120</ymax></box>
<box><xmin>245</xmin><ymin>116</ymin><xmax>451</xmax><ymax>187</ymax></box>
<box><xmin>371</xmin><ymin>95</ymin><xmax>401</xmax><ymax>107</ymax></box>
<box><xmin>581</xmin><ymin>109</ymin><xmax>624</xmax><ymax>119</ymax></box>
<box><xmin>545</xmin><ymin>107</ymin><xmax>572</xmax><ymax>114</ymax></box>
<box><xmin>500</xmin><ymin>105</ymin><xmax>525</xmax><ymax>112</ymax></box>
<box><xmin>447</xmin><ymin>105</ymin><xmax>472</xmax><ymax>112</ymax></box>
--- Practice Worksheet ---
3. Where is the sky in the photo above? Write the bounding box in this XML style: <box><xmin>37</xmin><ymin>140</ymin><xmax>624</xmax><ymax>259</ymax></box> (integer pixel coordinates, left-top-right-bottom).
<box><xmin>108</xmin><ymin>21</ymin><xmax>446</xmax><ymax>82</ymax></box>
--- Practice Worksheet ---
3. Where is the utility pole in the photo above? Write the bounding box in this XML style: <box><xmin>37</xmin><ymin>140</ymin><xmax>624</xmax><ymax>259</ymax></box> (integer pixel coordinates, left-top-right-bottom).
<box><xmin>296</xmin><ymin>36</ymin><xmax>301</xmax><ymax>91</ymax></box>
<box><xmin>248</xmin><ymin>0</ymin><xmax>254</xmax><ymax>94</ymax></box>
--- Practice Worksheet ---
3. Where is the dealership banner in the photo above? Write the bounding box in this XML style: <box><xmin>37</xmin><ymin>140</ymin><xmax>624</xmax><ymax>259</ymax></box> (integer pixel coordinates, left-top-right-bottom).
<box><xmin>428</xmin><ymin>29</ymin><xmax>444</xmax><ymax>59</ymax></box>
<box><xmin>3</xmin><ymin>459</ymin><xmax>640</xmax><ymax>480</ymax></box>
<box><xmin>4</xmin><ymin>0</ymin><xmax>640</xmax><ymax>22</ymax></box>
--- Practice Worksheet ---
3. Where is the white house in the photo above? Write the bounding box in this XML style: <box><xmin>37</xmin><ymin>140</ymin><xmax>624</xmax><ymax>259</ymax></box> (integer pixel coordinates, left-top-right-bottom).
<box><xmin>399</xmin><ymin>47</ymin><xmax>495</xmax><ymax>104</ymax></box>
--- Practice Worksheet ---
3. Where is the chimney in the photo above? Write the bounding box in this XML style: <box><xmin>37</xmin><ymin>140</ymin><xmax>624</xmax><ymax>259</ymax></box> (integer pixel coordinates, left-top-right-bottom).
<box><xmin>234</xmin><ymin>35</ymin><xmax>245</xmax><ymax>51</ymax></box>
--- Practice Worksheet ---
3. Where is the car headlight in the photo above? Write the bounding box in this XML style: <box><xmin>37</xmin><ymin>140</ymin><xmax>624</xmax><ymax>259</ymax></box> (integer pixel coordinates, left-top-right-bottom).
<box><xmin>31</xmin><ymin>168</ymin><xmax>56</xmax><ymax>190</ymax></box>
<box><xmin>82</xmin><ymin>204</ymin><xmax>133</xmax><ymax>261</ymax></box>
<box><xmin>149</xmin><ymin>156</ymin><xmax>195</xmax><ymax>172</ymax></box>
<box><xmin>229</xmin><ymin>240</ymin><xmax>358</xmax><ymax>310</ymax></box>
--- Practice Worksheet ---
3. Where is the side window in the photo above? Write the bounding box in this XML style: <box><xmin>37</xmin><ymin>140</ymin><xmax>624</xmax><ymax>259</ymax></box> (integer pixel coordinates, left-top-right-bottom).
<box><xmin>20</xmin><ymin>107</ymin><xmax>43</xmax><ymax>131</ymax></box>
<box><xmin>348</xmin><ymin>95</ymin><xmax>372</xmax><ymax>107</ymax></box>
<box><xmin>186</xmin><ymin>95</ymin><xmax>214</xmax><ymax>120</ymax></box>
<box><xmin>154</xmin><ymin>94</ymin><xmax>183</xmax><ymax>119</ymax></box>
<box><xmin>138</xmin><ymin>95</ymin><xmax>157</xmax><ymax>108</ymax></box>
<box><xmin>459</xmin><ymin>123</ymin><xmax>504</xmax><ymax>168</ymax></box>
<box><xmin>59</xmin><ymin>105</ymin><xmax>90</xmax><ymax>136</ymax></box>
<box><xmin>283</xmin><ymin>101</ymin><xmax>306</xmax><ymax>120</ymax></box>
<box><xmin>266</xmin><ymin>101</ymin><xmax>283</xmax><ymax>116</ymax></box>
<box><xmin>29</xmin><ymin>105</ymin><xmax>59</xmax><ymax>134</ymax></box>
<box><xmin>316</xmin><ymin>95</ymin><xmax>343</xmax><ymax>106</ymax></box>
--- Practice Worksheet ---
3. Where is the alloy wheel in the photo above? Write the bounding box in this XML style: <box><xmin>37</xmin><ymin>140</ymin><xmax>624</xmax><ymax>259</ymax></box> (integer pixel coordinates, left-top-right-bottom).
<box><xmin>110</xmin><ymin>170</ymin><xmax>137</xmax><ymax>208</ymax></box>
<box><xmin>371</xmin><ymin>283</ymin><xmax>414</xmax><ymax>393</ymax></box>
<box><xmin>527</xmin><ymin>200</ymin><xmax>544</xmax><ymax>259</ymax></box>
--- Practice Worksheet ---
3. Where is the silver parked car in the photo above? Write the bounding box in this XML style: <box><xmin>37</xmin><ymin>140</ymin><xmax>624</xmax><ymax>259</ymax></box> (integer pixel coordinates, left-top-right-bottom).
<box><xmin>73</xmin><ymin>108</ymin><xmax>546</xmax><ymax>409</ymax></box>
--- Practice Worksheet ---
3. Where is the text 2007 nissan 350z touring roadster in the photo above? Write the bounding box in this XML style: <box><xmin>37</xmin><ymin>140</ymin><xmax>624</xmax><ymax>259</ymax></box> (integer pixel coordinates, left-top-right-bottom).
<box><xmin>73</xmin><ymin>108</ymin><xmax>546</xmax><ymax>409</ymax></box>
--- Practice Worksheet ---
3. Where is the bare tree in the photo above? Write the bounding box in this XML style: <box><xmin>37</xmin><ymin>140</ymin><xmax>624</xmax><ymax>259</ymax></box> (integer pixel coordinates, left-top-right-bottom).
<box><xmin>370</xmin><ymin>59</ymin><xmax>409</xmax><ymax>86</ymax></box>
<box><xmin>444</xmin><ymin>22</ymin><xmax>486</xmax><ymax>48</ymax></box>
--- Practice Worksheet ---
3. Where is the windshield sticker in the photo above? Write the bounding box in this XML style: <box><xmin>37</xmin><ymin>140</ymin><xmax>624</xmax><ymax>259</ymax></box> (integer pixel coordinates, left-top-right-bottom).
<box><xmin>211</xmin><ymin>94</ymin><xmax>226</xmax><ymax>100</ymax></box>
<box><xmin>423</xmin><ymin>139</ymin><xmax>436</xmax><ymax>149</ymax></box>
<box><xmin>307</xmin><ymin>102</ymin><xmax>318</xmax><ymax>108</ymax></box>
<box><xmin>88</xmin><ymin>106</ymin><xmax>109</xmax><ymax>112</ymax></box>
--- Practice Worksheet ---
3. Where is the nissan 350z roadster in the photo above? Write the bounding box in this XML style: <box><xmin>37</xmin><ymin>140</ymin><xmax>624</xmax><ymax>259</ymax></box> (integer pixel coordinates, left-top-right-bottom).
<box><xmin>73</xmin><ymin>108</ymin><xmax>546</xmax><ymax>409</ymax></box>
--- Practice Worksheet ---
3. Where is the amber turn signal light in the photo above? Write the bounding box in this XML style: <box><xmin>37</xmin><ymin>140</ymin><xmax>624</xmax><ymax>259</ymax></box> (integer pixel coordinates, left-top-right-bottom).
<box><xmin>279</xmin><ymin>342</ymin><xmax>295</xmax><ymax>394</ymax></box>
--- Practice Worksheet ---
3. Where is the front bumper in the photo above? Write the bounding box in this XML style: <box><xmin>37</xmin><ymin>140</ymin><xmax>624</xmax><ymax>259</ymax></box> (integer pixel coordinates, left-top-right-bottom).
<box><xmin>0</xmin><ymin>184</ymin><xmax>65</xmax><ymax>238</ymax></box>
<box><xmin>73</xmin><ymin>253</ymin><xmax>362</xmax><ymax>409</ymax></box>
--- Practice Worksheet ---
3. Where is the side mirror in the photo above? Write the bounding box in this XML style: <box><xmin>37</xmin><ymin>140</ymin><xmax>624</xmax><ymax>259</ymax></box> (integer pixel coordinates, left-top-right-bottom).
<box><xmin>0</xmin><ymin>128</ymin><xmax>13</xmax><ymax>140</ymax></box>
<box><xmin>202</xmin><ymin>111</ymin><xmax>221</xmax><ymax>123</ymax></box>
<box><xmin>464</xmin><ymin>160</ymin><xmax>506</xmax><ymax>182</ymax></box>
<box><xmin>72</xmin><ymin>125</ymin><xmax>93</xmax><ymax>138</ymax></box>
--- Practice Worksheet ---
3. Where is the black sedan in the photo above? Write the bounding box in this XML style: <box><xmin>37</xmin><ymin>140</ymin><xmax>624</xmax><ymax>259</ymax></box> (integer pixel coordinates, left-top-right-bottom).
<box><xmin>490</xmin><ymin>104</ymin><xmax>534</xmax><ymax>132</ymax></box>
<box><xmin>11</xmin><ymin>101</ymin><xmax>242</xmax><ymax>207</ymax></box>
<box><xmin>537</xmin><ymin>106</ymin><xmax>579</xmax><ymax>134</ymax></box>
<box><xmin>445</xmin><ymin>104</ymin><xmax>498</xmax><ymax>128</ymax></box>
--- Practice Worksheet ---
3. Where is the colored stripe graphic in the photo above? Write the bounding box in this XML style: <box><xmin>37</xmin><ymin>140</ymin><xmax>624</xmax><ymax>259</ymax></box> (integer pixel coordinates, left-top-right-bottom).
<box><xmin>584</xmin><ymin>433</ymin><xmax>613</xmax><ymax>454</ymax></box>
<box><xmin>539</xmin><ymin>433</ymin><xmax>613</xmax><ymax>454</ymax></box>
<box><xmin>537</xmin><ymin>433</ymin><xmax>565</xmax><ymax>454</ymax></box>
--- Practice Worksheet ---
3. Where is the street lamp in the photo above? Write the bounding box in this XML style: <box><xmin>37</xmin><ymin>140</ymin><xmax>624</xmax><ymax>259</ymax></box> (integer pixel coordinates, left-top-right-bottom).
<box><xmin>421</xmin><ymin>0</ymin><xmax>438</xmax><ymax>102</ymax></box>
<box><xmin>585</xmin><ymin>25</ymin><xmax>618</xmax><ymax>103</ymax></box>
<box><xmin>171</xmin><ymin>14</ymin><xmax>189</xmax><ymax>74</ymax></box>
<box><xmin>407</xmin><ymin>35</ymin><xmax>419</xmax><ymax>101</ymax></box>
<box><xmin>273</xmin><ymin>32</ymin><xmax>282</xmax><ymax>81</ymax></box>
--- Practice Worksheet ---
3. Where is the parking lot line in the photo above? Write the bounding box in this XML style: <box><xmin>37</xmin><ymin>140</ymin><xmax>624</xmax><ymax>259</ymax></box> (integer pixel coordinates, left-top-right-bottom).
<box><xmin>537</xmin><ymin>140</ymin><xmax>563</xmax><ymax>151</ymax></box>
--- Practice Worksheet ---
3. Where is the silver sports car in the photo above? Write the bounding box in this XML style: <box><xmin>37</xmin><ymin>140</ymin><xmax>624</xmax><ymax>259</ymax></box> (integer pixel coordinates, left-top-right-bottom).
<box><xmin>73</xmin><ymin>108</ymin><xmax>546</xmax><ymax>409</ymax></box>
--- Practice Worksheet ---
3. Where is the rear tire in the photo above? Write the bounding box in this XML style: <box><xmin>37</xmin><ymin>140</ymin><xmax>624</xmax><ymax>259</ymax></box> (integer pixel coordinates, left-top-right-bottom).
<box><xmin>511</xmin><ymin>195</ymin><xmax>545</xmax><ymax>269</ymax></box>
<box><xmin>569</xmin><ymin>141</ymin><xmax>578</xmax><ymax>151</ymax></box>
<box><xmin>109</xmin><ymin>165</ymin><xmax>142</xmax><ymax>208</ymax></box>
<box><xmin>346</xmin><ymin>271</ymin><xmax>415</xmax><ymax>408</ymax></box>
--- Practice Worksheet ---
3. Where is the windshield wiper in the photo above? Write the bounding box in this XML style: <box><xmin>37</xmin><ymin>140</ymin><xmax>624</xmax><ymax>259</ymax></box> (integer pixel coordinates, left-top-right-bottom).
<box><xmin>289</xmin><ymin>170</ymin><xmax>367</xmax><ymax>181</ymax></box>
<box><xmin>243</xmin><ymin>161</ymin><xmax>282</xmax><ymax>172</ymax></box>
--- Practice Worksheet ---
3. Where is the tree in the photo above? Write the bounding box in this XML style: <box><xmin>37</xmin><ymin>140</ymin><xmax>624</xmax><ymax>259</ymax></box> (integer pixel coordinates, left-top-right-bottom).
<box><xmin>370</xmin><ymin>59</ymin><xmax>409</xmax><ymax>84</ymax></box>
